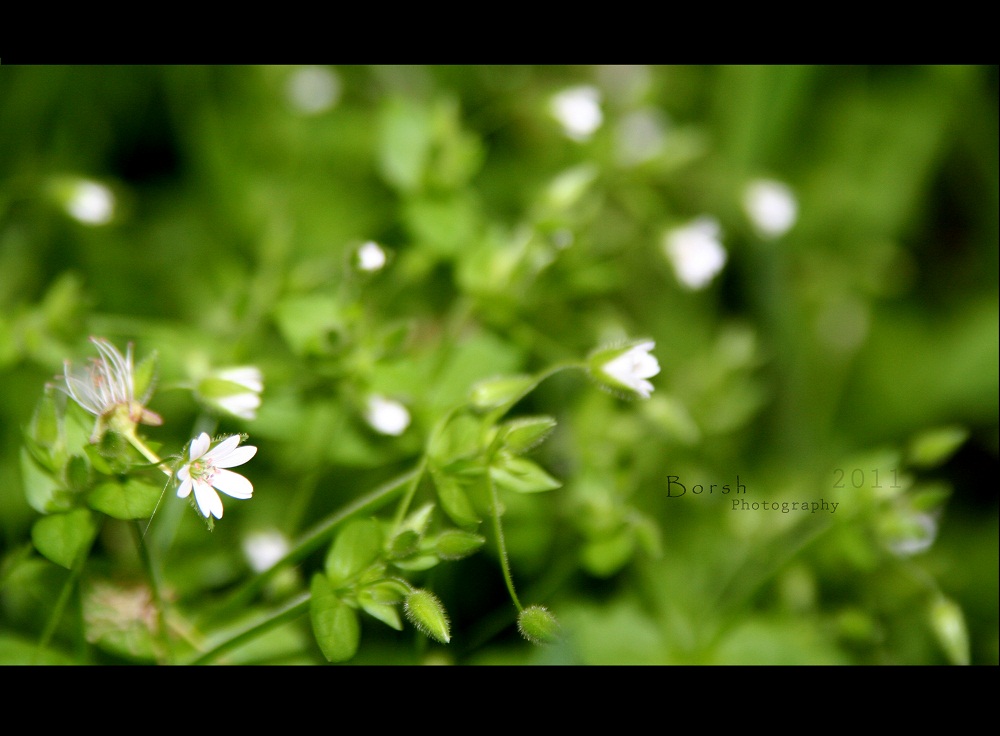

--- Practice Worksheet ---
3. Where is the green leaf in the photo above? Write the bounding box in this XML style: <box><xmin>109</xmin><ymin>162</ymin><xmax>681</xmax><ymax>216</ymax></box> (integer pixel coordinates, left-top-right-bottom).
<box><xmin>490</xmin><ymin>455</ymin><xmax>561</xmax><ymax>494</ymax></box>
<box><xmin>29</xmin><ymin>389</ymin><xmax>61</xmax><ymax>449</ymax></box>
<box><xmin>20</xmin><ymin>447</ymin><xmax>70</xmax><ymax>514</ymax></box>
<box><xmin>930</xmin><ymin>597</ymin><xmax>970</xmax><ymax>666</ymax></box>
<box><xmin>87</xmin><ymin>477</ymin><xmax>164</xmax><ymax>520</ymax></box>
<box><xmin>434</xmin><ymin>530</ymin><xmax>485</xmax><ymax>560</ymax></box>
<box><xmin>31</xmin><ymin>508</ymin><xmax>100</xmax><ymax>570</ymax></box>
<box><xmin>388</xmin><ymin>530</ymin><xmax>421</xmax><ymax>559</ymax></box>
<box><xmin>498</xmin><ymin>416</ymin><xmax>557</xmax><ymax>454</ymax></box>
<box><xmin>358</xmin><ymin>587</ymin><xmax>403</xmax><ymax>631</ymax></box>
<box><xmin>908</xmin><ymin>426</ymin><xmax>968</xmax><ymax>468</ymax></box>
<box><xmin>363</xmin><ymin>578</ymin><xmax>411</xmax><ymax>605</ymax></box>
<box><xmin>378</xmin><ymin>97</ymin><xmax>433</xmax><ymax>192</ymax></box>
<box><xmin>325</xmin><ymin>518</ymin><xmax>384</xmax><ymax>586</ymax></box>
<box><xmin>310</xmin><ymin>574</ymin><xmax>360</xmax><ymax>663</ymax></box>
<box><xmin>469</xmin><ymin>374</ymin><xmax>535</xmax><ymax>413</ymax></box>
<box><xmin>404</xmin><ymin>589</ymin><xmax>451</xmax><ymax>644</ymax></box>
<box><xmin>133</xmin><ymin>350</ymin><xmax>158</xmax><ymax>404</ymax></box>
<box><xmin>431</xmin><ymin>468</ymin><xmax>480</xmax><ymax>529</ymax></box>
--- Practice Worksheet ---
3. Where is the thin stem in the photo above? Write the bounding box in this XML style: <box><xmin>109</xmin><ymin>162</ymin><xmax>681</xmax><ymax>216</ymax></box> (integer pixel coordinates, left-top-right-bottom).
<box><xmin>125</xmin><ymin>431</ymin><xmax>172</xmax><ymax>477</ymax></box>
<box><xmin>36</xmin><ymin>551</ymin><xmax>87</xmax><ymax>660</ymax></box>
<box><xmin>131</xmin><ymin>520</ymin><xmax>174</xmax><ymax>664</ymax></box>
<box><xmin>391</xmin><ymin>456</ymin><xmax>428</xmax><ymax>532</ymax></box>
<box><xmin>487</xmin><ymin>470</ymin><xmax>522</xmax><ymax>612</ymax></box>
<box><xmin>186</xmin><ymin>593</ymin><xmax>311</xmax><ymax>665</ymax></box>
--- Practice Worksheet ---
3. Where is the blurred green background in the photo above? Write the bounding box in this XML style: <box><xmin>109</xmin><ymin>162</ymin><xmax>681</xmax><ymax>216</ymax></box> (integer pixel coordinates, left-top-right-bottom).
<box><xmin>1</xmin><ymin>65</ymin><xmax>996</xmax><ymax>664</ymax></box>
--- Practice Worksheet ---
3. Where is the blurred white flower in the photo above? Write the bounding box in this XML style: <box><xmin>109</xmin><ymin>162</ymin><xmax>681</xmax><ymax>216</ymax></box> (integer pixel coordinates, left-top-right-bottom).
<box><xmin>197</xmin><ymin>366</ymin><xmax>263</xmax><ymax>420</ymax></box>
<box><xmin>242</xmin><ymin>529</ymin><xmax>289</xmax><ymax>572</ymax></box>
<box><xmin>365</xmin><ymin>395</ymin><xmax>410</xmax><ymax>436</ymax></box>
<box><xmin>65</xmin><ymin>180</ymin><xmax>115</xmax><ymax>225</ymax></box>
<box><xmin>285</xmin><ymin>65</ymin><xmax>341</xmax><ymax>115</ymax></box>
<box><xmin>356</xmin><ymin>240</ymin><xmax>387</xmax><ymax>272</ymax></box>
<box><xmin>549</xmin><ymin>86</ymin><xmax>603</xmax><ymax>142</ymax></box>
<box><xmin>743</xmin><ymin>179</ymin><xmax>798</xmax><ymax>239</ymax></box>
<box><xmin>57</xmin><ymin>336</ymin><xmax>162</xmax><ymax>439</ymax></box>
<box><xmin>615</xmin><ymin>108</ymin><xmax>668</xmax><ymax>166</ymax></box>
<box><xmin>590</xmin><ymin>341</ymin><xmax>660</xmax><ymax>399</ymax></box>
<box><xmin>177</xmin><ymin>432</ymin><xmax>257</xmax><ymax>520</ymax></box>
<box><xmin>663</xmin><ymin>217</ymin><xmax>727</xmax><ymax>290</ymax></box>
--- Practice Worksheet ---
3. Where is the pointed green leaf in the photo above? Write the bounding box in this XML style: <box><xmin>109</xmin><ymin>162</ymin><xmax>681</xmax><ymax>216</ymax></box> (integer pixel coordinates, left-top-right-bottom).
<box><xmin>310</xmin><ymin>574</ymin><xmax>360</xmax><ymax>663</ymax></box>
<box><xmin>358</xmin><ymin>588</ymin><xmax>403</xmax><ymax>631</ymax></box>
<box><xmin>325</xmin><ymin>518</ymin><xmax>384</xmax><ymax>586</ymax></box>
<box><xmin>31</xmin><ymin>508</ymin><xmax>100</xmax><ymax>569</ymax></box>
<box><xmin>908</xmin><ymin>426</ymin><xmax>969</xmax><ymax>468</ymax></box>
<box><xmin>431</xmin><ymin>468</ymin><xmax>480</xmax><ymax>529</ymax></box>
<box><xmin>930</xmin><ymin>597</ymin><xmax>970</xmax><ymax>665</ymax></box>
<box><xmin>87</xmin><ymin>477</ymin><xmax>164</xmax><ymax>520</ymax></box>
<box><xmin>498</xmin><ymin>416</ymin><xmax>557</xmax><ymax>454</ymax></box>
<box><xmin>490</xmin><ymin>455</ymin><xmax>561</xmax><ymax>494</ymax></box>
<box><xmin>469</xmin><ymin>374</ymin><xmax>534</xmax><ymax>413</ymax></box>
<box><xmin>133</xmin><ymin>350</ymin><xmax>158</xmax><ymax>404</ymax></box>
<box><xmin>389</xmin><ymin>530</ymin><xmax>421</xmax><ymax>559</ymax></box>
<box><xmin>434</xmin><ymin>530</ymin><xmax>485</xmax><ymax>560</ymax></box>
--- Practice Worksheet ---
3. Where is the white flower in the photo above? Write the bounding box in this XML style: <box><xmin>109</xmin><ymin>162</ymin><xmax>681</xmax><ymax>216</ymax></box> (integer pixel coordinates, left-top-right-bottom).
<box><xmin>57</xmin><ymin>337</ymin><xmax>161</xmax><ymax>438</ymax></box>
<box><xmin>65</xmin><ymin>180</ymin><xmax>115</xmax><ymax>225</ymax></box>
<box><xmin>591</xmin><ymin>341</ymin><xmax>661</xmax><ymax>399</ymax></box>
<box><xmin>285</xmin><ymin>65</ymin><xmax>341</xmax><ymax>115</ymax></box>
<box><xmin>356</xmin><ymin>240</ymin><xmax>388</xmax><ymax>272</ymax></box>
<box><xmin>365</xmin><ymin>395</ymin><xmax>411</xmax><ymax>436</ymax></box>
<box><xmin>242</xmin><ymin>529</ymin><xmax>289</xmax><ymax>572</ymax></box>
<box><xmin>549</xmin><ymin>86</ymin><xmax>603</xmax><ymax>142</ymax></box>
<box><xmin>743</xmin><ymin>179</ymin><xmax>797</xmax><ymax>239</ymax></box>
<box><xmin>198</xmin><ymin>366</ymin><xmax>264</xmax><ymax>420</ymax></box>
<box><xmin>177</xmin><ymin>432</ymin><xmax>257</xmax><ymax>520</ymax></box>
<box><xmin>663</xmin><ymin>217</ymin><xmax>727</xmax><ymax>290</ymax></box>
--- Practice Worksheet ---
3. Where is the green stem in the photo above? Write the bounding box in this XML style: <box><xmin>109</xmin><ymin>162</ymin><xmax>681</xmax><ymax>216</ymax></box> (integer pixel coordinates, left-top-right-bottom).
<box><xmin>131</xmin><ymin>520</ymin><xmax>174</xmax><ymax>664</ymax></box>
<box><xmin>125</xmin><ymin>431</ymin><xmax>172</xmax><ymax>478</ymax></box>
<box><xmin>391</xmin><ymin>456</ymin><xmax>428</xmax><ymax>532</ymax></box>
<box><xmin>187</xmin><ymin>594</ymin><xmax>311</xmax><ymax>665</ymax></box>
<box><xmin>209</xmin><ymin>467</ymin><xmax>419</xmax><ymax>619</ymax></box>
<box><xmin>487</xmin><ymin>469</ymin><xmax>522</xmax><ymax>612</ymax></box>
<box><xmin>36</xmin><ymin>551</ymin><xmax>87</xmax><ymax>660</ymax></box>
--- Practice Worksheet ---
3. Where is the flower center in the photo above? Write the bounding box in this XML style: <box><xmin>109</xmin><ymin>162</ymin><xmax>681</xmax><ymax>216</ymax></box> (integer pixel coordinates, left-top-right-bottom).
<box><xmin>190</xmin><ymin>460</ymin><xmax>216</xmax><ymax>483</ymax></box>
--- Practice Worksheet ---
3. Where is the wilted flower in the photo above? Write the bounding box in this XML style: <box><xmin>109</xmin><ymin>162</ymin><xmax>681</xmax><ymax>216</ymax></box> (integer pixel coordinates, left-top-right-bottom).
<box><xmin>57</xmin><ymin>336</ymin><xmax>161</xmax><ymax>440</ymax></box>
<box><xmin>589</xmin><ymin>340</ymin><xmax>661</xmax><ymax>399</ymax></box>
<box><xmin>364</xmin><ymin>395</ymin><xmax>411</xmax><ymax>436</ymax></box>
<box><xmin>549</xmin><ymin>86</ymin><xmax>603</xmax><ymax>142</ymax></box>
<box><xmin>177</xmin><ymin>432</ymin><xmax>257</xmax><ymax>520</ymax></box>
<box><xmin>663</xmin><ymin>217</ymin><xmax>727</xmax><ymax>290</ymax></box>
<box><xmin>196</xmin><ymin>366</ymin><xmax>263</xmax><ymax>421</ymax></box>
<box><xmin>743</xmin><ymin>179</ymin><xmax>798</xmax><ymax>239</ymax></box>
<box><xmin>356</xmin><ymin>240</ymin><xmax>388</xmax><ymax>272</ymax></box>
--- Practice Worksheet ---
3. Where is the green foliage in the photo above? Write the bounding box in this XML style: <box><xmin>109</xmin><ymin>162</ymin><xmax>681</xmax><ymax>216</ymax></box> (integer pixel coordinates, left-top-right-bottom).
<box><xmin>0</xmin><ymin>64</ymin><xmax>996</xmax><ymax>665</ymax></box>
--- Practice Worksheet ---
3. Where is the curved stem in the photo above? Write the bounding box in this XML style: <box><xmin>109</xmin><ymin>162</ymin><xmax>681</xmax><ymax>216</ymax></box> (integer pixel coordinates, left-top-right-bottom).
<box><xmin>487</xmin><ymin>470</ymin><xmax>522</xmax><ymax>612</ymax></box>
<box><xmin>125</xmin><ymin>431</ymin><xmax>172</xmax><ymax>478</ymax></box>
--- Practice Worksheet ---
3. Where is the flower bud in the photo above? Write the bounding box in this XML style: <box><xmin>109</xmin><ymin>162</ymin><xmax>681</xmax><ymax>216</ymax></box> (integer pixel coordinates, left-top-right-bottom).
<box><xmin>404</xmin><ymin>589</ymin><xmax>451</xmax><ymax>644</ymax></box>
<box><xmin>196</xmin><ymin>366</ymin><xmax>263</xmax><ymax>421</ymax></box>
<box><xmin>588</xmin><ymin>340</ymin><xmax>660</xmax><ymax>399</ymax></box>
<box><xmin>517</xmin><ymin>604</ymin><xmax>560</xmax><ymax>645</ymax></box>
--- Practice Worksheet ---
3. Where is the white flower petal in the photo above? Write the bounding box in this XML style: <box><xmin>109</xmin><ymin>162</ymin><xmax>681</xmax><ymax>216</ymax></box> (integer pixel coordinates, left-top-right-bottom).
<box><xmin>215</xmin><ymin>367</ymin><xmax>263</xmax><ymax>393</ymax></box>
<box><xmin>190</xmin><ymin>432</ymin><xmax>211</xmax><ymax>461</ymax></box>
<box><xmin>216</xmin><ymin>393</ymin><xmax>261</xmax><ymax>420</ymax></box>
<box><xmin>203</xmin><ymin>434</ymin><xmax>241</xmax><ymax>462</ymax></box>
<box><xmin>177</xmin><ymin>477</ymin><xmax>193</xmax><ymax>499</ymax></box>
<box><xmin>193</xmin><ymin>479</ymin><xmax>220</xmax><ymax>518</ymax></box>
<box><xmin>213</xmin><ymin>445</ymin><xmax>257</xmax><ymax>469</ymax></box>
<box><xmin>211</xmin><ymin>468</ymin><xmax>254</xmax><ymax>499</ymax></box>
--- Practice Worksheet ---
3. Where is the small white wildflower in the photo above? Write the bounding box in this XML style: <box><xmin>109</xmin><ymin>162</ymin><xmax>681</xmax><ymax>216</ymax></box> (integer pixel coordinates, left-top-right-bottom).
<box><xmin>663</xmin><ymin>217</ymin><xmax>727</xmax><ymax>290</ymax></box>
<box><xmin>197</xmin><ymin>366</ymin><xmax>264</xmax><ymax>421</ymax></box>
<box><xmin>56</xmin><ymin>336</ymin><xmax>161</xmax><ymax>440</ymax></box>
<box><xmin>65</xmin><ymin>180</ymin><xmax>115</xmax><ymax>225</ymax></box>
<box><xmin>549</xmin><ymin>85</ymin><xmax>603</xmax><ymax>142</ymax></box>
<box><xmin>589</xmin><ymin>340</ymin><xmax>661</xmax><ymax>399</ymax></box>
<box><xmin>615</xmin><ymin>108</ymin><xmax>668</xmax><ymax>167</ymax></box>
<box><xmin>743</xmin><ymin>179</ymin><xmax>797</xmax><ymax>239</ymax></box>
<box><xmin>285</xmin><ymin>65</ymin><xmax>341</xmax><ymax>115</ymax></box>
<box><xmin>242</xmin><ymin>529</ymin><xmax>289</xmax><ymax>572</ymax></box>
<box><xmin>356</xmin><ymin>240</ymin><xmax>388</xmax><ymax>272</ymax></box>
<box><xmin>177</xmin><ymin>432</ymin><xmax>257</xmax><ymax>520</ymax></box>
<box><xmin>365</xmin><ymin>395</ymin><xmax>411</xmax><ymax>436</ymax></box>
